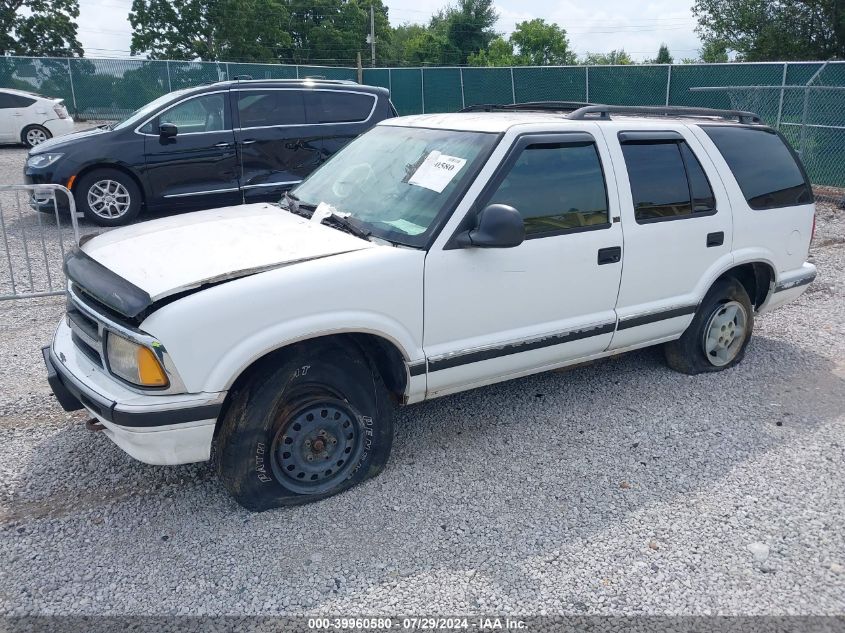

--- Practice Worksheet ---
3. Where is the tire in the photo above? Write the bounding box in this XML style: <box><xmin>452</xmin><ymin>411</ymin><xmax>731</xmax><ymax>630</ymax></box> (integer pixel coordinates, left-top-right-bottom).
<box><xmin>664</xmin><ymin>277</ymin><xmax>754</xmax><ymax>375</ymax></box>
<box><xmin>22</xmin><ymin>125</ymin><xmax>51</xmax><ymax>148</ymax></box>
<box><xmin>216</xmin><ymin>341</ymin><xmax>394</xmax><ymax>511</ymax></box>
<box><xmin>75</xmin><ymin>169</ymin><xmax>142</xmax><ymax>226</ymax></box>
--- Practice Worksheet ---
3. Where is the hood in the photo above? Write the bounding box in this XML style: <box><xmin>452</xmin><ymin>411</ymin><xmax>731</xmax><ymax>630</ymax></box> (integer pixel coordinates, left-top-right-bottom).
<box><xmin>31</xmin><ymin>126</ymin><xmax>108</xmax><ymax>153</ymax></box>
<box><xmin>79</xmin><ymin>203</ymin><xmax>375</xmax><ymax>306</ymax></box>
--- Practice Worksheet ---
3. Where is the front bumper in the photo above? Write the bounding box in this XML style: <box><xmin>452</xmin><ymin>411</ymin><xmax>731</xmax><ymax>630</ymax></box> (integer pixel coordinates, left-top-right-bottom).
<box><xmin>44</xmin><ymin>319</ymin><xmax>224</xmax><ymax>465</ymax></box>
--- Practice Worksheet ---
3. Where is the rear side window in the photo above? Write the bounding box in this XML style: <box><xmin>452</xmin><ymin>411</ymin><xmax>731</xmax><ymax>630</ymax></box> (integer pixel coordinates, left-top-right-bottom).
<box><xmin>703</xmin><ymin>126</ymin><xmax>812</xmax><ymax>209</ymax></box>
<box><xmin>487</xmin><ymin>141</ymin><xmax>609</xmax><ymax>236</ymax></box>
<box><xmin>237</xmin><ymin>90</ymin><xmax>306</xmax><ymax>128</ymax></box>
<box><xmin>307</xmin><ymin>91</ymin><xmax>375</xmax><ymax>123</ymax></box>
<box><xmin>621</xmin><ymin>140</ymin><xmax>716</xmax><ymax>223</ymax></box>
<box><xmin>0</xmin><ymin>92</ymin><xmax>36</xmax><ymax>108</ymax></box>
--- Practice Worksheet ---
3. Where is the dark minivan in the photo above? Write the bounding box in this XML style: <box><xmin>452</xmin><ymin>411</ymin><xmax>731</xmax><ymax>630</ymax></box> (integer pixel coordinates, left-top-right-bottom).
<box><xmin>24</xmin><ymin>79</ymin><xmax>396</xmax><ymax>226</ymax></box>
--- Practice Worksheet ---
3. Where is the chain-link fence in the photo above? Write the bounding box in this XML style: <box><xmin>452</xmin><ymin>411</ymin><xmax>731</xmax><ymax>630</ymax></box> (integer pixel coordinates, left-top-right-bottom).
<box><xmin>2</xmin><ymin>56</ymin><xmax>844</xmax><ymax>186</ymax></box>
<box><xmin>365</xmin><ymin>61</ymin><xmax>845</xmax><ymax>188</ymax></box>
<box><xmin>0</xmin><ymin>56</ymin><xmax>356</xmax><ymax>121</ymax></box>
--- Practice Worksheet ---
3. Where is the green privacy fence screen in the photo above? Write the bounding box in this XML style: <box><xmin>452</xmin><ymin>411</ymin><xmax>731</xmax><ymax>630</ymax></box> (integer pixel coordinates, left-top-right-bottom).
<box><xmin>1</xmin><ymin>56</ymin><xmax>843</xmax><ymax>187</ymax></box>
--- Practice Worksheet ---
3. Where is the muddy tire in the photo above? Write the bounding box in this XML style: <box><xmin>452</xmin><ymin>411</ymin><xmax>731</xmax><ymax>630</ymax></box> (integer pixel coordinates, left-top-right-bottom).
<box><xmin>216</xmin><ymin>341</ymin><xmax>394</xmax><ymax>511</ymax></box>
<box><xmin>664</xmin><ymin>277</ymin><xmax>754</xmax><ymax>375</ymax></box>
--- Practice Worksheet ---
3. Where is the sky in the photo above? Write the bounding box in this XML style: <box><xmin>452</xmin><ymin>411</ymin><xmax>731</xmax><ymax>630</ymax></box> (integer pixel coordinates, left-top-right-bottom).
<box><xmin>75</xmin><ymin>0</ymin><xmax>703</xmax><ymax>63</ymax></box>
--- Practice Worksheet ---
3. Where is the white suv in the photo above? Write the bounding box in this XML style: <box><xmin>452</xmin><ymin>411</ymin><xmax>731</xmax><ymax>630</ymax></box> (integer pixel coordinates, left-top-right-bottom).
<box><xmin>44</xmin><ymin>104</ymin><xmax>816</xmax><ymax>511</ymax></box>
<box><xmin>0</xmin><ymin>88</ymin><xmax>74</xmax><ymax>147</ymax></box>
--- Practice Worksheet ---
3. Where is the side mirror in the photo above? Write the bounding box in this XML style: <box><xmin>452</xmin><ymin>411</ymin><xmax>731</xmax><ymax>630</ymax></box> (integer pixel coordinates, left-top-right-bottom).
<box><xmin>159</xmin><ymin>122</ymin><xmax>178</xmax><ymax>138</ymax></box>
<box><xmin>455</xmin><ymin>204</ymin><xmax>525</xmax><ymax>249</ymax></box>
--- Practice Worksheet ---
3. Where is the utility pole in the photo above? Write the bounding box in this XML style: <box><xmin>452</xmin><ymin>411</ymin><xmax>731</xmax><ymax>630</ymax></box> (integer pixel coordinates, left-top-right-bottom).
<box><xmin>367</xmin><ymin>5</ymin><xmax>376</xmax><ymax>67</ymax></box>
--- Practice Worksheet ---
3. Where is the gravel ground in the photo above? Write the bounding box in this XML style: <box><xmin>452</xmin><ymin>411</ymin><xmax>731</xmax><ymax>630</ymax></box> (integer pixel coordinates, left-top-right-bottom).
<box><xmin>0</xmin><ymin>143</ymin><xmax>844</xmax><ymax>617</ymax></box>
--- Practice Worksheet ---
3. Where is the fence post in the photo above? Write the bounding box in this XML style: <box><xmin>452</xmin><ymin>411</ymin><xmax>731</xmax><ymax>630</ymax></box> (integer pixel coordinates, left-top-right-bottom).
<box><xmin>510</xmin><ymin>67</ymin><xmax>516</xmax><ymax>104</ymax></box>
<box><xmin>460</xmin><ymin>67</ymin><xmax>465</xmax><ymax>109</ymax></box>
<box><xmin>665</xmin><ymin>64</ymin><xmax>672</xmax><ymax>106</ymax></box>
<box><xmin>166</xmin><ymin>60</ymin><xmax>172</xmax><ymax>92</ymax></box>
<box><xmin>420</xmin><ymin>68</ymin><xmax>425</xmax><ymax>114</ymax></box>
<box><xmin>65</xmin><ymin>58</ymin><xmax>78</xmax><ymax>115</ymax></box>
<box><xmin>800</xmin><ymin>62</ymin><xmax>828</xmax><ymax>157</ymax></box>
<box><xmin>388</xmin><ymin>68</ymin><xmax>392</xmax><ymax>96</ymax></box>
<box><xmin>776</xmin><ymin>62</ymin><xmax>787</xmax><ymax>128</ymax></box>
<box><xmin>225</xmin><ymin>62</ymin><xmax>230</xmax><ymax>81</ymax></box>
<box><xmin>585</xmin><ymin>66</ymin><xmax>590</xmax><ymax>102</ymax></box>
<box><xmin>295</xmin><ymin>65</ymin><xmax>300</xmax><ymax>79</ymax></box>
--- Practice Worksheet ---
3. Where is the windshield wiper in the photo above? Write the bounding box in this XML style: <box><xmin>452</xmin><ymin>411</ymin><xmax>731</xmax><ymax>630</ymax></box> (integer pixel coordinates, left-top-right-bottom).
<box><xmin>321</xmin><ymin>213</ymin><xmax>372</xmax><ymax>241</ymax></box>
<box><xmin>281</xmin><ymin>191</ymin><xmax>314</xmax><ymax>218</ymax></box>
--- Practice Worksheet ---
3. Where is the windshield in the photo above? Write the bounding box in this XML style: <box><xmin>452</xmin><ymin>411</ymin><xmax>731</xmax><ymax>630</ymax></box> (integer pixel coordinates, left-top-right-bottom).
<box><xmin>291</xmin><ymin>125</ymin><xmax>498</xmax><ymax>247</ymax></box>
<box><xmin>111</xmin><ymin>88</ymin><xmax>195</xmax><ymax>131</ymax></box>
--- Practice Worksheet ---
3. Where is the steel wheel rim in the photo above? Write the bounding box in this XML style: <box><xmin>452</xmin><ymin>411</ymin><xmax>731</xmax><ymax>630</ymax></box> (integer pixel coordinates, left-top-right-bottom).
<box><xmin>702</xmin><ymin>300</ymin><xmax>748</xmax><ymax>367</ymax></box>
<box><xmin>27</xmin><ymin>128</ymin><xmax>48</xmax><ymax>146</ymax></box>
<box><xmin>87</xmin><ymin>179</ymin><xmax>131</xmax><ymax>219</ymax></box>
<box><xmin>270</xmin><ymin>395</ymin><xmax>364</xmax><ymax>495</ymax></box>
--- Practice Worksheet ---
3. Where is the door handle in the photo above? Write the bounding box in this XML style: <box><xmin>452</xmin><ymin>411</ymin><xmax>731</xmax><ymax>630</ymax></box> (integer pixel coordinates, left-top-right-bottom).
<box><xmin>239</xmin><ymin>139</ymin><xmax>256</xmax><ymax>146</ymax></box>
<box><xmin>597</xmin><ymin>246</ymin><xmax>622</xmax><ymax>265</ymax></box>
<box><xmin>214</xmin><ymin>142</ymin><xmax>232</xmax><ymax>148</ymax></box>
<box><xmin>707</xmin><ymin>231</ymin><xmax>725</xmax><ymax>247</ymax></box>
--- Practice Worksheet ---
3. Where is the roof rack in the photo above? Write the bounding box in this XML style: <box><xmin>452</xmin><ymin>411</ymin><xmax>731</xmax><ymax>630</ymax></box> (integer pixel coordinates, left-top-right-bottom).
<box><xmin>460</xmin><ymin>101</ymin><xmax>594</xmax><ymax>113</ymax></box>
<box><xmin>222</xmin><ymin>78</ymin><xmax>359</xmax><ymax>85</ymax></box>
<box><xmin>567</xmin><ymin>104</ymin><xmax>762</xmax><ymax>124</ymax></box>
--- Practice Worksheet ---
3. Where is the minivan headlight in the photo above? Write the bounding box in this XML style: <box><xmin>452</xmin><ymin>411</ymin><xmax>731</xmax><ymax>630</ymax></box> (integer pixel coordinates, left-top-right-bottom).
<box><xmin>26</xmin><ymin>153</ymin><xmax>63</xmax><ymax>168</ymax></box>
<box><xmin>106</xmin><ymin>332</ymin><xmax>169</xmax><ymax>388</ymax></box>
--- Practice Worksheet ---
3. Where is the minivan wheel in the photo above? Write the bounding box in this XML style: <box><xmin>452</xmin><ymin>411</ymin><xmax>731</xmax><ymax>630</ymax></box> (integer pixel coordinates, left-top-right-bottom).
<box><xmin>216</xmin><ymin>341</ymin><xmax>394</xmax><ymax>511</ymax></box>
<box><xmin>22</xmin><ymin>125</ymin><xmax>51</xmax><ymax>148</ymax></box>
<box><xmin>664</xmin><ymin>277</ymin><xmax>754</xmax><ymax>375</ymax></box>
<box><xmin>76</xmin><ymin>169</ymin><xmax>142</xmax><ymax>226</ymax></box>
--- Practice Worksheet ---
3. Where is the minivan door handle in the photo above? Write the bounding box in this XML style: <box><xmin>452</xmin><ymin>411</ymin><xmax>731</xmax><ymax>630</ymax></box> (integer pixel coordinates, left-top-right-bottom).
<box><xmin>214</xmin><ymin>142</ymin><xmax>233</xmax><ymax>148</ymax></box>
<box><xmin>707</xmin><ymin>231</ymin><xmax>725</xmax><ymax>247</ymax></box>
<box><xmin>597</xmin><ymin>246</ymin><xmax>622</xmax><ymax>265</ymax></box>
<box><xmin>239</xmin><ymin>139</ymin><xmax>256</xmax><ymax>146</ymax></box>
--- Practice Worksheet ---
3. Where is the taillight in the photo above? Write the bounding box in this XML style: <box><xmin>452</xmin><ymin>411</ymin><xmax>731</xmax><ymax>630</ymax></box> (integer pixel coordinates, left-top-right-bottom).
<box><xmin>53</xmin><ymin>103</ymin><xmax>68</xmax><ymax>119</ymax></box>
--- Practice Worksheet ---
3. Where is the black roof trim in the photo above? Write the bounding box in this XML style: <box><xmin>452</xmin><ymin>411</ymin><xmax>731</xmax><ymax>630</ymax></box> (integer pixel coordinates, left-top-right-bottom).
<box><xmin>568</xmin><ymin>104</ymin><xmax>762</xmax><ymax>124</ymax></box>
<box><xmin>461</xmin><ymin>101</ymin><xmax>594</xmax><ymax>113</ymax></box>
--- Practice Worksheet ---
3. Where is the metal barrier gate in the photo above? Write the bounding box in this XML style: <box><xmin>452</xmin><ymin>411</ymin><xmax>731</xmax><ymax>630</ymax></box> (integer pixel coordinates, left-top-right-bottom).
<box><xmin>0</xmin><ymin>184</ymin><xmax>79</xmax><ymax>301</ymax></box>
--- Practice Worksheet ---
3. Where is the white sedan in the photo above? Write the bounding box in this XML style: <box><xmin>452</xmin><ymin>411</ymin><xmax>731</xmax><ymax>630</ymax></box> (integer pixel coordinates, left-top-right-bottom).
<box><xmin>0</xmin><ymin>88</ymin><xmax>75</xmax><ymax>148</ymax></box>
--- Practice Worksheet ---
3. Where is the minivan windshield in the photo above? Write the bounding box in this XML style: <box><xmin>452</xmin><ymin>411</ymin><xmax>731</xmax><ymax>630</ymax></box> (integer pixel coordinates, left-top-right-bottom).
<box><xmin>291</xmin><ymin>124</ymin><xmax>498</xmax><ymax>247</ymax></box>
<box><xmin>111</xmin><ymin>88</ymin><xmax>195</xmax><ymax>131</ymax></box>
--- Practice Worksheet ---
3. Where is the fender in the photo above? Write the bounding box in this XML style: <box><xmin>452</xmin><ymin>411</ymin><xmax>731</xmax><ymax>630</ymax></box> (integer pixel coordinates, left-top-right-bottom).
<box><xmin>207</xmin><ymin>311</ymin><xmax>424</xmax><ymax>392</ymax></box>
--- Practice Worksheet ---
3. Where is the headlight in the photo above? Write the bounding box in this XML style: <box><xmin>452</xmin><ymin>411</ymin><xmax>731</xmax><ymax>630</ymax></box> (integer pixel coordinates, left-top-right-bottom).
<box><xmin>106</xmin><ymin>332</ymin><xmax>169</xmax><ymax>388</ymax></box>
<box><xmin>26</xmin><ymin>153</ymin><xmax>63</xmax><ymax>168</ymax></box>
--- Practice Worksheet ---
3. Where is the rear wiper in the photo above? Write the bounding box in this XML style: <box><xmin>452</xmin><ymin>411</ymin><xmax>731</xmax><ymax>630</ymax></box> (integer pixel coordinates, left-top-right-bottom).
<box><xmin>321</xmin><ymin>213</ymin><xmax>372</xmax><ymax>241</ymax></box>
<box><xmin>282</xmin><ymin>191</ymin><xmax>314</xmax><ymax>218</ymax></box>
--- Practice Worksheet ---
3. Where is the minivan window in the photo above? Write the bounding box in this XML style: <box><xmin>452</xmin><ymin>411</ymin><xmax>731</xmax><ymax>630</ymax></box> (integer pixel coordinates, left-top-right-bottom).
<box><xmin>157</xmin><ymin>93</ymin><xmax>229</xmax><ymax>133</ymax></box>
<box><xmin>703</xmin><ymin>126</ymin><xmax>812</xmax><ymax>209</ymax></box>
<box><xmin>307</xmin><ymin>91</ymin><xmax>375</xmax><ymax>123</ymax></box>
<box><xmin>488</xmin><ymin>142</ymin><xmax>609</xmax><ymax>236</ymax></box>
<box><xmin>621</xmin><ymin>140</ymin><xmax>716</xmax><ymax>222</ymax></box>
<box><xmin>238</xmin><ymin>90</ymin><xmax>306</xmax><ymax>128</ymax></box>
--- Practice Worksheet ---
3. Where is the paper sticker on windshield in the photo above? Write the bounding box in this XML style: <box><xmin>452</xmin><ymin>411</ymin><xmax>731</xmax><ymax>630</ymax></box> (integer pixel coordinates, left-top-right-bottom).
<box><xmin>407</xmin><ymin>151</ymin><xmax>467</xmax><ymax>193</ymax></box>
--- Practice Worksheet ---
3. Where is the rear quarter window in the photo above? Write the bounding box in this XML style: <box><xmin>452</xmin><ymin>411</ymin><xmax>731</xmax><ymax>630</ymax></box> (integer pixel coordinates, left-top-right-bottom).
<box><xmin>0</xmin><ymin>93</ymin><xmax>36</xmax><ymax>108</ymax></box>
<box><xmin>702</xmin><ymin>126</ymin><xmax>812</xmax><ymax>210</ymax></box>
<box><xmin>307</xmin><ymin>91</ymin><xmax>375</xmax><ymax>123</ymax></box>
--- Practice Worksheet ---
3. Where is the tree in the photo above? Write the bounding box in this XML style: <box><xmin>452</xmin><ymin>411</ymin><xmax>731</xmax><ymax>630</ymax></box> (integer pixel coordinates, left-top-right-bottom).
<box><xmin>439</xmin><ymin>0</ymin><xmax>498</xmax><ymax>64</ymax></box>
<box><xmin>654</xmin><ymin>43</ymin><xmax>673</xmax><ymax>64</ymax></box>
<box><xmin>130</xmin><ymin>0</ymin><xmax>392</xmax><ymax>65</ymax></box>
<box><xmin>699</xmin><ymin>38</ymin><xmax>730</xmax><ymax>63</ymax></box>
<box><xmin>467</xmin><ymin>37</ymin><xmax>514</xmax><ymax>66</ymax></box>
<box><xmin>693</xmin><ymin>0</ymin><xmax>845</xmax><ymax>61</ymax></box>
<box><xmin>130</xmin><ymin>0</ymin><xmax>293</xmax><ymax>61</ymax></box>
<box><xmin>510</xmin><ymin>18</ymin><xmax>576</xmax><ymax>65</ymax></box>
<box><xmin>0</xmin><ymin>0</ymin><xmax>83</xmax><ymax>56</ymax></box>
<box><xmin>582</xmin><ymin>49</ymin><xmax>633</xmax><ymax>65</ymax></box>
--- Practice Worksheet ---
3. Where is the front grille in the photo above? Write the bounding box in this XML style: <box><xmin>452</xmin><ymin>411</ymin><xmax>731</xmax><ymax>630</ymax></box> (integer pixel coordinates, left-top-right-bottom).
<box><xmin>66</xmin><ymin>292</ymin><xmax>106</xmax><ymax>368</ymax></box>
